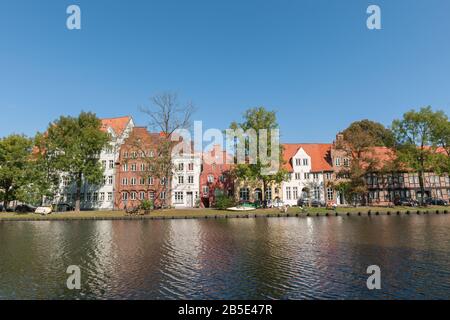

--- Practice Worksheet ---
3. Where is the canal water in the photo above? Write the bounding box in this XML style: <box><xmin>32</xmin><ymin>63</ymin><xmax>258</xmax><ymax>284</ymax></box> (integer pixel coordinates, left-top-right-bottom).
<box><xmin>1</xmin><ymin>215</ymin><xmax>450</xmax><ymax>299</ymax></box>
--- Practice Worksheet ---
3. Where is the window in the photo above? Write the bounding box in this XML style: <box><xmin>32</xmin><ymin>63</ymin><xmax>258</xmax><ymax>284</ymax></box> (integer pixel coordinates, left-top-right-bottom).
<box><xmin>122</xmin><ymin>163</ymin><xmax>128</xmax><ymax>172</ymax></box>
<box><xmin>100</xmin><ymin>192</ymin><xmax>105</xmax><ymax>201</ymax></box>
<box><xmin>131</xmin><ymin>192</ymin><xmax>137</xmax><ymax>200</ymax></box>
<box><xmin>202</xmin><ymin>186</ymin><xmax>209</xmax><ymax>195</ymax></box>
<box><xmin>149</xmin><ymin>191</ymin><xmax>155</xmax><ymax>200</ymax></box>
<box><xmin>107</xmin><ymin>192</ymin><xmax>113</xmax><ymax>201</ymax></box>
<box><xmin>302</xmin><ymin>158</ymin><xmax>309</xmax><ymax>166</ymax></box>
<box><xmin>131</xmin><ymin>177</ymin><xmax>136</xmax><ymax>185</ymax></box>
<box><xmin>304</xmin><ymin>173</ymin><xmax>309</xmax><ymax>180</ymax></box>
<box><xmin>108</xmin><ymin>176</ymin><xmax>113</xmax><ymax>185</ymax></box>
<box><xmin>178</xmin><ymin>163</ymin><xmax>184</xmax><ymax>171</ymax></box>
<box><xmin>102</xmin><ymin>176</ymin><xmax>106</xmax><ymax>185</ymax></box>
<box><xmin>207</xmin><ymin>175</ymin><xmax>214</xmax><ymax>183</ymax></box>
<box><xmin>131</xmin><ymin>163</ymin><xmax>137</xmax><ymax>172</ymax></box>
<box><xmin>240</xmin><ymin>188</ymin><xmax>249</xmax><ymax>201</ymax></box>
<box><xmin>123</xmin><ymin>151</ymin><xmax>128</xmax><ymax>158</ymax></box>
<box><xmin>188</xmin><ymin>163</ymin><xmax>194</xmax><ymax>171</ymax></box>
<box><xmin>295</xmin><ymin>159</ymin><xmax>301</xmax><ymax>166</ymax></box>
<box><xmin>140</xmin><ymin>163</ymin><xmax>145</xmax><ymax>171</ymax></box>
<box><xmin>335</xmin><ymin>157</ymin><xmax>341</xmax><ymax>166</ymax></box>
<box><xmin>293</xmin><ymin>187</ymin><xmax>298</xmax><ymax>200</ymax></box>
<box><xmin>265</xmin><ymin>189</ymin><xmax>272</xmax><ymax>200</ymax></box>
<box><xmin>188</xmin><ymin>176</ymin><xmax>194</xmax><ymax>184</ymax></box>
<box><xmin>86</xmin><ymin>193</ymin><xmax>92</xmax><ymax>201</ymax></box>
<box><xmin>295</xmin><ymin>173</ymin><xmax>301</xmax><ymax>180</ymax></box>
<box><xmin>175</xmin><ymin>191</ymin><xmax>184</xmax><ymax>203</ymax></box>
<box><xmin>325</xmin><ymin>173</ymin><xmax>332</xmax><ymax>180</ymax></box>
<box><xmin>63</xmin><ymin>176</ymin><xmax>70</xmax><ymax>186</ymax></box>
<box><xmin>313</xmin><ymin>187</ymin><xmax>320</xmax><ymax>199</ymax></box>
<box><xmin>101</xmin><ymin>160</ymin><xmax>107</xmax><ymax>169</ymax></box>
<box><xmin>122</xmin><ymin>192</ymin><xmax>128</xmax><ymax>200</ymax></box>
<box><xmin>139</xmin><ymin>191</ymin><xmax>146</xmax><ymax>200</ymax></box>
<box><xmin>312</xmin><ymin>173</ymin><xmax>319</xmax><ymax>180</ymax></box>
<box><xmin>178</xmin><ymin>175</ymin><xmax>184</xmax><ymax>184</ymax></box>
<box><xmin>122</xmin><ymin>178</ymin><xmax>128</xmax><ymax>185</ymax></box>
<box><xmin>109</xmin><ymin>160</ymin><xmax>114</xmax><ymax>169</ymax></box>
<box><xmin>343</xmin><ymin>158</ymin><xmax>350</xmax><ymax>167</ymax></box>
<box><xmin>219</xmin><ymin>175</ymin><xmax>225</xmax><ymax>182</ymax></box>
<box><xmin>149</xmin><ymin>150</ymin><xmax>154</xmax><ymax>157</ymax></box>
<box><xmin>160</xmin><ymin>177</ymin><xmax>166</xmax><ymax>185</ymax></box>
<box><xmin>139</xmin><ymin>151</ymin><xmax>145</xmax><ymax>158</ymax></box>
<box><xmin>160</xmin><ymin>191</ymin><xmax>166</xmax><ymax>199</ymax></box>
<box><xmin>148</xmin><ymin>177</ymin><xmax>154</xmax><ymax>185</ymax></box>
<box><xmin>139</xmin><ymin>177</ymin><xmax>145</xmax><ymax>185</ymax></box>
<box><xmin>131</xmin><ymin>151</ymin><xmax>137</xmax><ymax>159</ymax></box>
<box><xmin>93</xmin><ymin>192</ymin><xmax>98</xmax><ymax>201</ymax></box>
<box><xmin>286</xmin><ymin>187</ymin><xmax>291</xmax><ymax>200</ymax></box>
<box><xmin>327</xmin><ymin>188</ymin><xmax>334</xmax><ymax>201</ymax></box>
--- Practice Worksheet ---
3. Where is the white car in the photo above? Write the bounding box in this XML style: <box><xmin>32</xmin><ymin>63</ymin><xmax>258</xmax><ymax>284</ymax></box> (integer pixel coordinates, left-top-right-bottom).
<box><xmin>35</xmin><ymin>206</ymin><xmax>52</xmax><ymax>215</ymax></box>
<box><xmin>271</xmin><ymin>199</ymin><xmax>290</xmax><ymax>208</ymax></box>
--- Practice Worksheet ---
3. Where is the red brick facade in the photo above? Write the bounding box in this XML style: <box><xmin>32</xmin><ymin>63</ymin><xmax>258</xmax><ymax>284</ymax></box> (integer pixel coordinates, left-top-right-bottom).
<box><xmin>199</xmin><ymin>145</ymin><xmax>234</xmax><ymax>208</ymax></box>
<box><xmin>114</xmin><ymin>127</ymin><xmax>166</xmax><ymax>209</ymax></box>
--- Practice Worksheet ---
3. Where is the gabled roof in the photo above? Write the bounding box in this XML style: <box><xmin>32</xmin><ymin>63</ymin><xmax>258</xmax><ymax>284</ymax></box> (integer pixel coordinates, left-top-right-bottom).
<box><xmin>101</xmin><ymin>116</ymin><xmax>132</xmax><ymax>136</ymax></box>
<box><xmin>282</xmin><ymin>143</ymin><xmax>333</xmax><ymax>172</ymax></box>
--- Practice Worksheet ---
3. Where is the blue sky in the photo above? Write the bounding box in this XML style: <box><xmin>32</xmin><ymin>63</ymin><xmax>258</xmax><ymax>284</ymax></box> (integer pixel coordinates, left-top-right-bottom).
<box><xmin>1</xmin><ymin>0</ymin><xmax>449</xmax><ymax>143</ymax></box>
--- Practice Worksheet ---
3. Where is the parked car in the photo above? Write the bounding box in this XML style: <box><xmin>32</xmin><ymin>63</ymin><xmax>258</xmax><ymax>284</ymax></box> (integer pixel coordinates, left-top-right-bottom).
<box><xmin>425</xmin><ymin>198</ymin><xmax>448</xmax><ymax>206</ymax></box>
<box><xmin>394</xmin><ymin>198</ymin><xmax>419</xmax><ymax>207</ymax></box>
<box><xmin>297</xmin><ymin>198</ymin><xmax>310</xmax><ymax>207</ymax></box>
<box><xmin>310</xmin><ymin>199</ymin><xmax>326</xmax><ymax>207</ymax></box>
<box><xmin>54</xmin><ymin>203</ymin><xmax>75</xmax><ymax>212</ymax></box>
<box><xmin>0</xmin><ymin>204</ymin><xmax>14</xmax><ymax>212</ymax></box>
<box><xmin>272</xmin><ymin>199</ymin><xmax>290</xmax><ymax>208</ymax></box>
<box><xmin>14</xmin><ymin>204</ymin><xmax>37</xmax><ymax>213</ymax></box>
<box><xmin>35</xmin><ymin>206</ymin><xmax>53</xmax><ymax>215</ymax></box>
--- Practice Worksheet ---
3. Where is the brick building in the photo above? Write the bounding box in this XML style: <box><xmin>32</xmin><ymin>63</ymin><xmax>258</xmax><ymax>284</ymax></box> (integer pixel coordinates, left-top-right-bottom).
<box><xmin>199</xmin><ymin>144</ymin><xmax>234</xmax><ymax>207</ymax></box>
<box><xmin>114</xmin><ymin>127</ymin><xmax>166</xmax><ymax>209</ymax></box>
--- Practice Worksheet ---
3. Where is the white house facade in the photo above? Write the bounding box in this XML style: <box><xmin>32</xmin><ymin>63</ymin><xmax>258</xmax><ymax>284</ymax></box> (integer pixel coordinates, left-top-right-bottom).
<box><xmin>55</xmin><ymin>116</ymin><xmax>135</xmax><ymax>210</ymax></box>
<box><xmin>281</xmin><ymin>144</ymin><xmax>334</xmax><ymax>206</ymax></box>
<box><xmin>171</xmin><ymin>152</ymin><xmax>201</xmax><ymax>208</ymax></box>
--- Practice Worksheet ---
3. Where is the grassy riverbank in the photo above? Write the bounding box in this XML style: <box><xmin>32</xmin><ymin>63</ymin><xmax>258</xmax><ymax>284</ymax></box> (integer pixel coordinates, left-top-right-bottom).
<box><xmin>0</xmin><ymin>206</ymin><xmax>448</xmax><ymax>221</ymax></box>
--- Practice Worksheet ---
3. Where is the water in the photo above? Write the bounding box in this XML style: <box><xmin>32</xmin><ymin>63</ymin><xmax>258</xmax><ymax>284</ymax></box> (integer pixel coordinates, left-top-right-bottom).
<box><xmin>1</xmin><ymin>215</ymin><xmax>450</xmax><ymax>299</ymax></box>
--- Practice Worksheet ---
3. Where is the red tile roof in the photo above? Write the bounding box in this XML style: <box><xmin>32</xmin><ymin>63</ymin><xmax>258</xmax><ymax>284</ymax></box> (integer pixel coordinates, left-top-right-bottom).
<box><xmin>282</xmin><ymin>143</ymin><xmax>333</xmax><ymax>172</ymax></box>
<box><xmin>101</xmin><ymin>116</ymin><xmax>131</xmax><ymax>136</ymax></box>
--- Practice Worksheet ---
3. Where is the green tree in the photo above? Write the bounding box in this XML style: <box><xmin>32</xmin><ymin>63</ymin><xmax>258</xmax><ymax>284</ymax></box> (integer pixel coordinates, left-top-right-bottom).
<box><xmin>430</xmin><ymin>110</ymin><xmax>450</xmax><ymax>173</ymax></box>
<box><xmin>229</xmin><ymin>107</ymin><xmax>288</xmax><ymax>203</ymax></box>
<box><xmin>44</xmin><ymin>112</ymin><xmax>110</xmax><ymax>212</ymax></box>
<box><xmin>0</xmin><ymin>134</ymin><xmax>33</xmax><ymax>210</ymax></box>
<box><xmin>391</xmin><ymin>106</ymin><xmax>445</xmax><ymax>205</ymax></box>
<box><xmin>336</xmin><ymin>120</ymin><xmax>394</xmax><ymax>205</ymax></box>
<box><xmin>30</xmin><ymin>132</ymin><xmax>61</xmax><ymax>205</ymax></box>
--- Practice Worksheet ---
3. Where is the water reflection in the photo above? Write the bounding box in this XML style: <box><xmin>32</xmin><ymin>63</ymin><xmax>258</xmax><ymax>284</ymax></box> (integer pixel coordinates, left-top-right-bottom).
<box><xmin>1</xmin><ymin>215</ymin><xmax>450</xmax><ymax>299</ymax></box>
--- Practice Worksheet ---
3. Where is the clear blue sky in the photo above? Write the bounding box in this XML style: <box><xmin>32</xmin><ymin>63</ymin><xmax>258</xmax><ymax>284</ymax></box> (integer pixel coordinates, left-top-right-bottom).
<box><xmin>1</xmin><ymin>0</ymin><xmax>449</xmax><ymax>143</ymax></box>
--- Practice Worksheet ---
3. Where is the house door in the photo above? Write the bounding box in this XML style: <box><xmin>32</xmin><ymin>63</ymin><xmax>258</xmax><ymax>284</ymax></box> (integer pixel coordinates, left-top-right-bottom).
<box><xmin>187</xmin><ymin>192</ymin><xmax>193</xmax><ymax>207</ymax></box>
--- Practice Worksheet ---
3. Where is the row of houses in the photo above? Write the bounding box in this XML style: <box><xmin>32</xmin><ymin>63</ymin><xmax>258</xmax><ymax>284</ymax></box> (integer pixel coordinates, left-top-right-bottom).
<box><xmin>55</xmin><ymin>116</ymin><xmax>450</xmax><ymax>210</ymax></box>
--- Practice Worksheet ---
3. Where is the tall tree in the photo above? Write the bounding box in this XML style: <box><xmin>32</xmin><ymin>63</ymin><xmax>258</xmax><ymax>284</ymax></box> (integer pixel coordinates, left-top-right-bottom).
<box><xmin>44</xmin><ymin>112</ymin><xmax>110</xmax><ymax>212</ymax></box>
<box><xmin>336</xmin><ymin>119</ymin><xmax>394</xmax><ymax>205</ymax></box>
<box><xmin>140</xmin><ymin>92</ymin><xmax>196</xmax><ymax>207</ymax></box>
<box><xmin>430</xmin><ymin>110</ymin><xmax>450</xmax><ymax>173</ymax></box>
<box><xmin>229</xmin><ymin>107</ymin><xmax>288</xmax><ymax>204</ymax></box>
<box><xmin>391</xmin><ymin>106</ymin><xmax>445</xmax><ymax>205</ymax></box>
<box><xmin>31</xmin><ymin>132</ymin><xmax>61</xmax><ymax>205</ymax></box>
<box><xmin>0</xmin><ymin>135</ymin><xmax>33</xmax><ymax>211</ymax></box>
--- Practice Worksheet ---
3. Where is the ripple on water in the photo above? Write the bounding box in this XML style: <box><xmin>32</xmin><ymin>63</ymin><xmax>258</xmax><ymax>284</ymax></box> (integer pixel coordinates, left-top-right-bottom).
<box><xmin>1</xmin><ymin>215</ymin><xmax>450</xmax><ymax>299</ymax></box>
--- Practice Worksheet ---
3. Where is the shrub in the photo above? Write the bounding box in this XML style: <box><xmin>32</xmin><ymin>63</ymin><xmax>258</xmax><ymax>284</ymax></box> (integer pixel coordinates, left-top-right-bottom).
<box><xmin>140</xmin><ymin>199</ymin><xmax>153</xmax><ymax>211</ymax></box>
<box><xmin>214</xmin><ymin>195</ymin><xmax>235</xmax><ymax>210</ymax></box>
